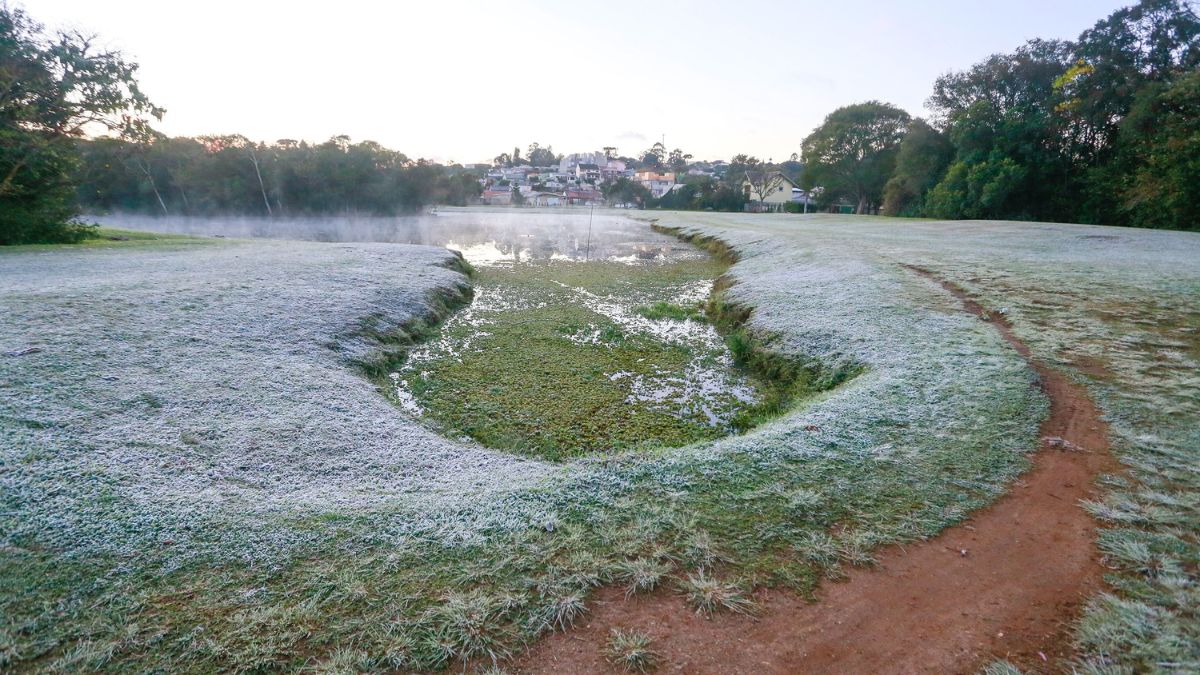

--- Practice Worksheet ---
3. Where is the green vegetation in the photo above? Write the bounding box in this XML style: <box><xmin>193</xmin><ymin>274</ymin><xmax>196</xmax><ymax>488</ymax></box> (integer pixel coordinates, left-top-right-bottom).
<box><xmin>0</xmin><ymin>5</ymin><xmax>161</xmax><ymax>244</ymax></box>
<box><xmin>398</xmin><ymin>258</ymin><xmax>783</xmax><ymax>461</ymax></box>
<box><xmin>801</xmin><ymin>101</ymin><xmax>912</xmax><ymax>215</ymax></box>
<box><xmin>606</xmin><ymin>628</ymin><xmax>660</xmax><ymax>672</ymax></box>
<box><xmin>74</xmin><ymin>134</ymin><xmax>484</xmax><ymax>217</ymax></box>
<box><xmin>634</xmin><ymin>301</ymin><xmax>706</xmax><ymax>322</ymax></box>
<box><xmin>0</xmin><ymin>227</ymin><xmax>206</xmax><ymax>252</ymax></box>
<box><xmin>804</xmin><ymin>0</ymin><xmax>1200</xmax><ymax>228</ymax></box>
<box><xmin>680</xmin><ymin>570</ymin><xmax>756</xmax><ymax>617</ymax></box>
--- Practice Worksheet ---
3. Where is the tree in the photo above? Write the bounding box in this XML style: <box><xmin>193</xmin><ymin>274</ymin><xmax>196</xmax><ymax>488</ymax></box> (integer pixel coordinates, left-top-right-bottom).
<box><xmin>641</xmin><ymin>142</ymin><xmax>665</xmax><ymax>168</ymax></box>
<box><xmin>1</xmin><ymin>4</ymin><xmax>162</xmax><ymax>244</ymax></box>
<box><xmin>526</xmin><ymin>142</ymin><xmax>558</xmax><ymax>167</ymax></box>
<box><xmin>667</xmin><ymin>148</ymin><xmax>692</xmax><ymax>172</ymax></box>
<box><xmin>601</xmin><ymin>176</ymin><xmax>649</xmax><ymax>207</ymax></box>
<box><xmin>881</xmin><ymin>119</ymin><xmax>954</xmax><ymax>216</ymax></box>
<box><xmin>801</xmin><ymin>101</ymin><xmax>911</xmax><ymax>214</ymax></box>
<box><xmin>1063</xmin><ymin>0</ymin><xmax>1200</xmax><ymax>155</ymax></box>
<box><xmin>925</xmin><ymin>39</ymin><xmax>1076</xmax><ymax>221</ymax></box>
<box><xmin>1111</xmin><ymin>69</ymin><xmax>1200</xmax><ymax>228</ymax></box>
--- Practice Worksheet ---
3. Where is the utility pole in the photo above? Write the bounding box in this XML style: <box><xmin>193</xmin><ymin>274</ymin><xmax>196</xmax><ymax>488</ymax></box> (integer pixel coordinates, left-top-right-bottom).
<box><xmin>585</xmin><ymin>202</ymin><xmax>594</xmax><ymax>261</ymax></box>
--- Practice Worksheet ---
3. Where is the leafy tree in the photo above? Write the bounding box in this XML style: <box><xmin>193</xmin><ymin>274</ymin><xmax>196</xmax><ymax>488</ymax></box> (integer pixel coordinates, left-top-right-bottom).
<box><xmin>526</xmin><ymin>142</ymin><xmax>558</xmax><ymax>167</ymax></box>
<box><xmin>881</xmin><ymin>119</ymin><xmax>954</xmax><ymax>216</ymax></box>
<box><xmin>1111</xmin><ymin>69</ymin><xmax>1200</xmax><ymax>228</ymax></box>
<box><xmin>925</xmin><ymin>39</ymin><xmax>1076</xmax><ymax>221</ymax></box>
<box><xmin>641</xmin><ymin>142</ymin><xmax>665</xmax><ymax>169</ymax></box>
<box><xmin>602</xmin><ymin>176</ymin><xmax>650</xmax><ymax>207</ymax></box>
<box><xmin>1</xmin><ymin>4</ymin><xmax>162</xmax><ymax>244</ymax></box>
<box><xmin>667</xmin><ymin>148</ymin><xmax>692</xmax><ymax>172</ymax></box>
<box><xmin>801</xmin><ymin>101</ymin><xmax>911</xmax><ymax>214</ymax></box>
<box><xmin>1061</xmin><ymin>0</ymin><xmax>1200</xmax><ymax>155</ymax></box>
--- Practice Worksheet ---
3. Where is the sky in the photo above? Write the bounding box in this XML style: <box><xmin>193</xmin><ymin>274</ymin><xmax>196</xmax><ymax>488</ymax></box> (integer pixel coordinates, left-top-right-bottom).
<box><xmin>30</xmin><ymin>0</ymin><xmax>1132</xmax><ymax>164</ymax></box>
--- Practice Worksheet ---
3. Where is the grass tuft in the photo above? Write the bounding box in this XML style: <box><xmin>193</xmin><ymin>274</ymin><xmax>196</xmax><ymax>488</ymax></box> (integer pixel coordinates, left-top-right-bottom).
<box><xmin>616</xmin><ymin>557</ymin><xmax>673</xmax><ymax>598</ymax></box>
<box><xmin>605</xmin><ymin>628</ymin><xmax>660</xmax><ymax>673</ymax></box>
<box><xmin>680</xmin><ymin>570</ymin><xmax>756</xmax><ymax>617</ymax></box>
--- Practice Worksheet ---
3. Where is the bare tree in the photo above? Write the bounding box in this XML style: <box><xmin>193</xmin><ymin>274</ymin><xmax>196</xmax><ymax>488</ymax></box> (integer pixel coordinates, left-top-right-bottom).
<box><xmin>247</xmin><ymin>145</ymin><xmax>273</xmax><ymax>217</ymax></box>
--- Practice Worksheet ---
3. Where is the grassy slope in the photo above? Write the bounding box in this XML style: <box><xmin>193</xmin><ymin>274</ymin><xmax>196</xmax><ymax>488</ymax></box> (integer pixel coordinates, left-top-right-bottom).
<box><xmin>1</xmin><ymin>212</ymin><xmax>1138</xmax><ymax>672</ymax></box>
<box><xmin>648</xmin><ymin>212</ymin><xmax>1200</xmax><ymax>673</ymax></box>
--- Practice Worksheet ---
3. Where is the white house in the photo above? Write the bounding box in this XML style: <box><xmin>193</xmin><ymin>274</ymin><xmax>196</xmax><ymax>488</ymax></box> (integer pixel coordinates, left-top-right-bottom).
<box><xmin>743</xmin><ymin>171</ymin><xmax>799</xmax><ymax>206</ymax></box>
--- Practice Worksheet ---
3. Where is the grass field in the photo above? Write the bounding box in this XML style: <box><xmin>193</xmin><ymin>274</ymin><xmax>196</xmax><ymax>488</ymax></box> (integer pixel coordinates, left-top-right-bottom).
<box><xmin>2</xmin><ymin>213</ymin><xmax>1195</xmax><ymax>672</ymax></box>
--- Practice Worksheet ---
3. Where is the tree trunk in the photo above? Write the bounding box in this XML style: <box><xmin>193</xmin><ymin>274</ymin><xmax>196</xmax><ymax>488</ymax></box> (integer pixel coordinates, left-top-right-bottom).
<box><xmin>137</xmin><ymin>159</ymin><xmax>168</xmax><ymax>215</ymax></box>
<box><xmin>856</xmin><ymin>193</ymin><xmax>868</xmax><ymax>215</ymax></box>
<box><xmin>249</xmin><ymin>150</ymin><xmax>273</xmax><ymax>217</ymax></box>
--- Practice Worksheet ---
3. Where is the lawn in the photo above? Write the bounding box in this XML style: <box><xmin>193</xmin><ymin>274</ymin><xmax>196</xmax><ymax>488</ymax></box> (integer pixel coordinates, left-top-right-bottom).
<box><xmin>2</xmin><ymin>212</ymin><xmax>1194</xmax><ymax>672</ymax></box>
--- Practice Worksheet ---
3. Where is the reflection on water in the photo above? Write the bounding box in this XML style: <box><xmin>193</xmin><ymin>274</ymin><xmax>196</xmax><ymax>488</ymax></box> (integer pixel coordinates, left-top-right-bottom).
<box><xmin>90</xmin><ymin>208</ymin><xmax>694</xmax><ymax>265</ymax></box>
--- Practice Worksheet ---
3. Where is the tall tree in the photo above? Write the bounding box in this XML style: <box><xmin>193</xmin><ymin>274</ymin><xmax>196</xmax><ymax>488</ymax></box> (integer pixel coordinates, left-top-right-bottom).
<box><xmin>881</xmin><ymin>119</ymin><xmax>954</xmax><ymax>216</ymax></box>
<box><xmin>1</xmin><ymin>4</ymin><xmax>162</xmax><ymax>244</ymax></box>
<box><xmin>802</xmin><ymin>101</ymin><xmax>911</xmax><ymax>214</ymax></box>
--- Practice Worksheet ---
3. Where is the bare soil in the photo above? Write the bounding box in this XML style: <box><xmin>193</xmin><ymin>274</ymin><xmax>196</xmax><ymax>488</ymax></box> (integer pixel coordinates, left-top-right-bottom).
<box><xmin>514</xmin><ymin>268</ymin><xmax>1117</xmax><ymax>674</ymax></box>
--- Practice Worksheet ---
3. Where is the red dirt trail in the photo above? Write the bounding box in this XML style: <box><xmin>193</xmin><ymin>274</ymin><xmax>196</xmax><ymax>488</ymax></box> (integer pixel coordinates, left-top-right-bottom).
<box><xmin>515</xmin><ymin>270</ymin><xmax>1117</xmax><ymax>674</ymax></box>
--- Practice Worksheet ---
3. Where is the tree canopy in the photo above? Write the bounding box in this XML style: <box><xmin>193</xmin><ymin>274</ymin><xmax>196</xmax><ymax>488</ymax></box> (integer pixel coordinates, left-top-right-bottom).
<box><xmin>1</xmin><ymin>4</ymin><xmax>161</xmax><ymax>243</ymax></box>
<box><xmin>801</xmin><ymin>101</ymin><xmax>911</xmax><ymax>214</ymax></box>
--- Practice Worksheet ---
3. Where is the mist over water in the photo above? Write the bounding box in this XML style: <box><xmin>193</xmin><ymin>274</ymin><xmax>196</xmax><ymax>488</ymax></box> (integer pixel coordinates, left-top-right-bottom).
<box><xmin>91</xmin><ymin>208</ymin><xmax>692</xmax><ymax>265</ymax></box>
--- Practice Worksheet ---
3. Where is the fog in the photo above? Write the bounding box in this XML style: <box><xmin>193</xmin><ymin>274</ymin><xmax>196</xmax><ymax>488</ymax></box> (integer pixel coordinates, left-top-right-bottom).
<box><xmin>91</xmin><ymin>208</ymin><xmax>691</xmax><ymax>265</ymax></box>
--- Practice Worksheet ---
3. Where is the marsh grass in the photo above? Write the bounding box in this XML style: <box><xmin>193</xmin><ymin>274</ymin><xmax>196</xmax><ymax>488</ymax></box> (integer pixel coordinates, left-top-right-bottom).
<box><xmin>396</xmin><ymin>258</ymin><xmax>773</xmax><ymax>460</ymax></box>
<box><xmin>634</xmin><ymin>301</ymin><xmax>707</xmax><ymax>322</ymax></box>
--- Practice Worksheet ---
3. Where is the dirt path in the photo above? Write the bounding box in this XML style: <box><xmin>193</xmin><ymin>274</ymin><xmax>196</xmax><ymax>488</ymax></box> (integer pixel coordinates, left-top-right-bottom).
<box><xmin>515</xmin><ymin>269</ymin><xmax>1116</xmax><ymax>674</ymax></box>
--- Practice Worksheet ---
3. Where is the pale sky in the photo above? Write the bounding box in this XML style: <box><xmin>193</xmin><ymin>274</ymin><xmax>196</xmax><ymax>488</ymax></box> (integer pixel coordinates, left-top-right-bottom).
<box><xmin>31</xmin><ymin>0</ymin><xmax>1130</xmax><ymax>164</ymax></box>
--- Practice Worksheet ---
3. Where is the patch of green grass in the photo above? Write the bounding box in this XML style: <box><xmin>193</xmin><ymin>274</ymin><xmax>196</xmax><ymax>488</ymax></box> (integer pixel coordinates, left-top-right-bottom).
<box><xmin>635</xmin><ymin>301</ymin><xmax>706</xmax><ymax>322</ymax></box>
<box><xmin>401</xmin><ymin>259</ymin><xmax>775</xmax><ymax>460</ymax></box>
<box><xmin>0</xmin><ymin>226</ymin><xmax>209</xmax><ymax>251</ymax></box>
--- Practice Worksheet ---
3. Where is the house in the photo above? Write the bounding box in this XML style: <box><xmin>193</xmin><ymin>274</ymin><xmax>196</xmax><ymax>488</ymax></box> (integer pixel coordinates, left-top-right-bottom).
<box><xmin>600</xmin><ymin>159</ymin><xmax>627</xmax><ymax>184</ymax></box>
<box><xmin>480</xmin><ymin>188</ymin><xmax>513</xmax><ymax>206</ymax></box>
<box><xmin>575</xmin><ymin>163</ymin><xmax>601</xmax><ymax>183</ymax></box>
<box><xmin>526</xmin><ymin>191</ymin><xmax>564</xmax><ymax>207</ymax></box>
<box><xmin>565</xmin><ymin>187</ymin><xmax>603</xmax><ymax>206</ymax></box>
<box><xmin>635</xmin><ymin>169</ymin><xmax>676</xmax><ymax>199</ymax></box>
<box><xmin>743</xmin><ymin>171</ymin><xmax>799</xmax><ymax>207</ymax></box>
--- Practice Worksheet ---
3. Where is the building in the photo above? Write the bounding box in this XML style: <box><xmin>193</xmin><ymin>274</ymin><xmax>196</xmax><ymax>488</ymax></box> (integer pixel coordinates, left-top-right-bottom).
<box><xmin>743</xmin><ymin>171</ymin><xmax>799</xmax><ymax>206</ymax></box>
<box><xmin>634</xmin><ymin>169</ymin><xmax>676</xmax><ymax>199</ymax></box>
<box><xmin>575</xmin><ymin>163</ymin><xmax>601</xmax><ymax>183</ymax></box>
<box><xmin>528</xmin><ymin>191</ymin><xmax>563</xmax><ymax>207</ymax></box>
<box><xmin>565</xmin><ymin>187</ymin><xmax>603</xmax><ymax>206</ymax></box>
<box><xmin>480</xmin><ymin>188</ymin><xmax>513</xmax><ymax>206</ymax></box>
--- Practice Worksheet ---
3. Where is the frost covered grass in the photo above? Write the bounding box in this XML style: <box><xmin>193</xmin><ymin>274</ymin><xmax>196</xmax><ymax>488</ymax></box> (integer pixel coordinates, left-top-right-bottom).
<box><xmin>1</xmin><ymin>210</ymin><xmax>1080</xmax><ymax>670</ymax></box>
<box><xmin>648</xmin><ymin>212</ymin><xmax>1200</xmax><ymax>672</ymax></box>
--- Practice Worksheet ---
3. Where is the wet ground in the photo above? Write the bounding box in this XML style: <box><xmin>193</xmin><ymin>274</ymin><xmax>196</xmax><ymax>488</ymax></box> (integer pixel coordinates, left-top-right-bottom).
<box><xmin>95</xmin><ymin>209</ymin><xmax>768</xmax><ymax>459</ymax></box>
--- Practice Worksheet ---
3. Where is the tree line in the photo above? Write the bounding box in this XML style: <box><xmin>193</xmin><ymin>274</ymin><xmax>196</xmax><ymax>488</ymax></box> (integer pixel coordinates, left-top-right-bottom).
<box><xmin>75</xmin><ymin>135</ymin><xmax>482</xmax><ymax>217</ymax></box>
<box><xmin>801</xmin><ymin>0</ymin><xmax>1199</xmax><ymax>229</ymax></box>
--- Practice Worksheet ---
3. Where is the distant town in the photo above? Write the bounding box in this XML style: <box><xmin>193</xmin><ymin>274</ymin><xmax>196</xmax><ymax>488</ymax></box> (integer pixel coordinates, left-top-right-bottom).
<box><xmin>468</xmin><ymin>144</ymin><xmax>826</xmax><ymax>213</ymax></box>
